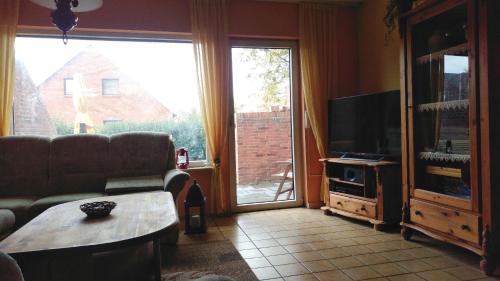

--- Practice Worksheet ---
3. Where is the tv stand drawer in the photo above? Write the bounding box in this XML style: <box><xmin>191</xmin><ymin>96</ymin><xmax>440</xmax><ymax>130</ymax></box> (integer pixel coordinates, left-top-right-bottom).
<box><xmin>330</xmin><ymin>193</ymin><xmax>376</xmax><ymax>219</ymax></box>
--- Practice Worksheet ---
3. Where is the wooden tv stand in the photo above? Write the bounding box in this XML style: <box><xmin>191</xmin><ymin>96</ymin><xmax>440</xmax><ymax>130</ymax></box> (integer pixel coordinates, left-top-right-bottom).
<box><xmin>320</xmin><ymin>158</ymin><xmax>401</xmax><ymax>230</ymax></box>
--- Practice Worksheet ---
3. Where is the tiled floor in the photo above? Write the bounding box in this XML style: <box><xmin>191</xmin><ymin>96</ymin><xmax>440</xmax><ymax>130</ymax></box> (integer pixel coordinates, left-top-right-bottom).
<box><xmin>178</xmin><ymin>208</ymin><xmax>500</xmax><ymax>281</ymax></box>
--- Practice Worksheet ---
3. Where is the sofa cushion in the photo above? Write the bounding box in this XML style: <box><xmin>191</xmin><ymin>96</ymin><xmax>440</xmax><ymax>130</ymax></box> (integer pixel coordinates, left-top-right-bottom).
<box><xmin>105</xmin><ymin>175</ymin><xmax>164</xmax><ymax>194</ymax></box>
<box><xmin>48</xmin><ymin>134</ymin><xmax>109</xmax><ymax>195</ymax></box>
<box><xmin>109</xmin><ymin>132</ymin><xmax>171</xmax><ymax>178</ymax></box>
<box><xmin>30</xmin><ymin>193</ymin><xmax>105</xmax><ymax>216</ymax></box>
<box><xmin>0</xmin><ymin>136</ymin><xmax>50</xmax><ymax>197</ymax></box>
<box><xmin>0</xmin><ymin>210</ymin><xmax>15</xmax><ymax>240</ymax></box>
<box><xmin>0</xmin><ymin>251</ymin><xmax>25</xmax><ymax>281</ymax></box>
<box><xmin>0</xmin><ymin>197</ymin><xmax>37</xmax><ymax>227</ymax></box>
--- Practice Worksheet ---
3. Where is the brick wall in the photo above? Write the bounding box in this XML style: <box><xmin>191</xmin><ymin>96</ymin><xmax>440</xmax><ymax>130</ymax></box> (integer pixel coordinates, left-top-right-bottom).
<box><xmin>235</xmin><ymin>109</ymin><xmax>292</xmax><ymax>184</ymax></box>
<box><xmin>13</xmin><ymin>61</ymin><xmax>56</xmax><ymax>136</ymax></box>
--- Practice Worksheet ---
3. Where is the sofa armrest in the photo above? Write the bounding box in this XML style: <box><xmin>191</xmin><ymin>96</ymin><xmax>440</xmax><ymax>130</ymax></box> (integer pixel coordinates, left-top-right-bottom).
<box><xmin>164</xmin><ymin>169</ymin><xmax>190</xmax><ymax>202</ymax></box>
<box><xmin>0</xmin><ymin>209</ymin><xmax>15</xmax><ymax>241</ymax></box>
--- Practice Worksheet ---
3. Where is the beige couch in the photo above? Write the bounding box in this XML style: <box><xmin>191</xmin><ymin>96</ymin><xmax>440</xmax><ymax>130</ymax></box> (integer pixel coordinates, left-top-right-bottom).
<box><xmin>0</xmin><ymin>132</ymin><xmax>190</xmax><ymax>239</ymax></box>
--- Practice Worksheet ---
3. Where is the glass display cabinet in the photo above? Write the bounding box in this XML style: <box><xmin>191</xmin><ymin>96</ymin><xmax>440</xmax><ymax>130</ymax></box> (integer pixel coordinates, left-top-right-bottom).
<box><xmin>399</xmin><ymin>0</ymin><xmax>500</xmax><ymax>275</ymax></box>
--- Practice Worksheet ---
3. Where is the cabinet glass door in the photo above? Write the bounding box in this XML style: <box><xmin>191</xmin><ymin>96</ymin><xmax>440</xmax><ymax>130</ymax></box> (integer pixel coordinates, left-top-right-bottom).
<box><xmin>411</xmin><ymin>4</ymin><xmax>473</xmax><ymax>202</ymax></box>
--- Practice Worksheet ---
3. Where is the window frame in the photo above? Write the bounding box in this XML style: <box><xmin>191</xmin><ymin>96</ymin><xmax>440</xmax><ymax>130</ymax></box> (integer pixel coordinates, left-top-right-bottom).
<box><xmin>13</xmin><ymin>34</ymin><xmax>210</xmax><ymax>167</ymax></box>
<box><xmin>101</xmin><ymin>78</ymin><xmax>120</xmax><ymax>96</ymax></box>
<box><xmin>64</xmin><ymin>77</ymin><xmax>74</xmax><ymax>96</ymax></box>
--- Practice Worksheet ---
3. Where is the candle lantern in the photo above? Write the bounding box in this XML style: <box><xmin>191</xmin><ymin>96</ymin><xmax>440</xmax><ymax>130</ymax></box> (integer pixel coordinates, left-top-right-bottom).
<box><xmin>184</xmin><ymin>180</ymin><xmax>206</xmax><ymax>234</ymax></box>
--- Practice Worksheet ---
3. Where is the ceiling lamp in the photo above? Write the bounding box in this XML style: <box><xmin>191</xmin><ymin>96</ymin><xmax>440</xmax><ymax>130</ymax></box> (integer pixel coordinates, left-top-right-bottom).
<box><xmin>30</xmin><ymin>0</ymin><xmax>103</xmax><ymax>44</ymax></box>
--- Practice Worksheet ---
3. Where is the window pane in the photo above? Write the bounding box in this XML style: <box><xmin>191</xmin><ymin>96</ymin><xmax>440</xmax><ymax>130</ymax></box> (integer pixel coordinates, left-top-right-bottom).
<box><xmin>64</xmin><ymin>78</ymin><xmax>75</xmax><ymax>96</ymax></box>
<box><xmin>14</xmin><ymin>37</ymin><xmax>206</xmax><ymax>161</ymax></box>
<box><xmin>102</xmin><ymin>78</ymin><xmax>119</xmax><ymax>96</ymax></box>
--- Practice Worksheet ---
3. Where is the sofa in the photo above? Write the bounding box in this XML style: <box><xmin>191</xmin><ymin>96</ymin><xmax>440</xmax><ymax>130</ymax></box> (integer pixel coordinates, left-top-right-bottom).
<box><xmin>0</xmin><ymin>132</ymin><xmax>190</xmax><ymax>239</ymax></box>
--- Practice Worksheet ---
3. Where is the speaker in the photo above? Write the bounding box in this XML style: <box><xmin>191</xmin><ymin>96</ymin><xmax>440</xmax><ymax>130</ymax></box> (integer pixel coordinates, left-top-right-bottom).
<box><xmin>344</xmin><ymin>167</ymin><xmax>363</xmax><ymax>184</ymax></box>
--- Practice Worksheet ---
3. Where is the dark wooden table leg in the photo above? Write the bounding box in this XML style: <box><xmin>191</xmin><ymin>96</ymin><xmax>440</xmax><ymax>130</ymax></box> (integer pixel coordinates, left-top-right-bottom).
<box><xmin>153</xmin><ymin>238</ymin><xmax>161</xmax><ymax>281</ymax></box>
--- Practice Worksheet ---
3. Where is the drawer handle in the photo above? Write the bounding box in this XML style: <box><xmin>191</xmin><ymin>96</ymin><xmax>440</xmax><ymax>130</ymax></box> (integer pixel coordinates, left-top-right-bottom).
<box><xmin>415</xmin><ymin>210</ymin><xmax>423</xmax><ymax>216</ymax></box>
<box><xmin>461</xmin><ymin>225</ymin><xmax>471</xmax><ymax>231</ymax></box>
<box><xmin>337</xmin><ymin>202</ymin><xmax>342</xmax><ymax>205</ymax></box>
<box><xmin>360</xmin><ymin>206</ymin><xmax>367</xmax><ymax>211</ymax></box>
<box><xmin>441</xmin><ymin>212</ymin><xmax>448</xmax><ymax>217</ymax></box>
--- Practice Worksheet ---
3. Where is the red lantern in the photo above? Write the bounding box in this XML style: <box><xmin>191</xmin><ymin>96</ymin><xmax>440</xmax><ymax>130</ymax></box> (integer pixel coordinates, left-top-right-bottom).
<box><xmin>176</xmin><ymin>147</ymin><xmax>189</xmax><ymax>169</ymax></box>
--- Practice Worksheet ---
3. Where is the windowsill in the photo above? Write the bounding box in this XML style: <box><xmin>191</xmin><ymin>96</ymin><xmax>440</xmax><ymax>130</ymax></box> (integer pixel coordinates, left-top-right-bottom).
<box><xmin>182</xmin><ymin>165</ymin><xmax>213</xmax><ymax>171</ymax></box>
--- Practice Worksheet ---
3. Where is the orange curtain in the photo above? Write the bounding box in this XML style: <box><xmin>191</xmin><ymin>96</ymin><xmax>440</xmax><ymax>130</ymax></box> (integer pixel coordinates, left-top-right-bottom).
<box><xmin>0</xmin><ymin>0</ymin><xmax>19</xmax><ymax>136</ymax></box>
<box><xmin>191</xmin><ymin>0</ymin><xmax>230</xmax><ymax>214</ymax></box>
<box><xmin>299</xmin><ymin>3</ymin><xmax>338</xmax><ymax>203</ymax></box>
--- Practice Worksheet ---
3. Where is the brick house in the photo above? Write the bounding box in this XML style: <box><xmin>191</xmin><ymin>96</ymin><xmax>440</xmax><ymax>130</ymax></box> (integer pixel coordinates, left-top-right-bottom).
<box><xmin>38</xmin><ymin>46</ymin><xmax>173</xmax><ymax>130</ymax></box>
<box><xmin>13</xmin><ymin>61</ymin><xmax>56</xmax><ymax>136</ymax></box>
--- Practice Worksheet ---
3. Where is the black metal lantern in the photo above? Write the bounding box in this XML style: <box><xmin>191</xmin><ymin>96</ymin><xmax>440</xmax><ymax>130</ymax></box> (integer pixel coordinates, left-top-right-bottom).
<box><xmin>184</xmin><ymin>180</ymin><xmax>206</xmax><ymax>234</ymax></box>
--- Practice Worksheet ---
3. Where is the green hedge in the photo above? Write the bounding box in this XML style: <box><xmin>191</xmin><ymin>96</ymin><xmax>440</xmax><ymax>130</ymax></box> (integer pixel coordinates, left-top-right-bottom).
<box><xmin>51</xmin><ymin>112</ymin><xmax>207</xmax><ymax>161</ymax></box>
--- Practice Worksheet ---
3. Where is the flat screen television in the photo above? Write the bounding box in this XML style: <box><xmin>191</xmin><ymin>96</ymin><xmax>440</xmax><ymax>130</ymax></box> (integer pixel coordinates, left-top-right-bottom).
<box><xmin>328</xmin><ymin>90</ymin><xmax>401</xmax><ymax>160</ymax></box>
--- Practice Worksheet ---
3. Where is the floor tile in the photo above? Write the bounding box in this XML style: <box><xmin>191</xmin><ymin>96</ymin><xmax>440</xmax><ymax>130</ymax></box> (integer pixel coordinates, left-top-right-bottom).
<box><xmin>379</xmin><ymin>250</ymin><xmax>417</xmax><ymax>262</ymax></box>
<box><xmin>293</xmin><ymin>251</ymin><xmax>325</xmax><ymax>262</ymax></box>
<box><xmin>402</xmin><ymin>248</ymin><xmax>441</xmax><ymax>259</ymax></box>
<box><xmin>285</xmin><ymin>243</ymin><xmax>314</xmax><ymax>253</ymax></box>
<box><xmin>246</xmin><ymin>257</ymin><xmax>272</xmax><ymax>269</ymax></box>
<box><xmin>355</xmin><ymin>253</ymin><xmax>390</xmax><ymax>265</ymax></box>
<box><xmin>283</xmin><ymin>274</ymin><xmax>319</xmax><ymax>281</ymax></box>
<box><xmin>234</xmin><ymin>241</ymin><xmax>257</xmax><ymax>250</ymax></box>
<box><xmin>275</xmin><ymin>263</ymin><xmax>310</xmax><ymax>277</ymax></box>
<box><xmin>261</xmin><ymin>246</ymin><xmax>289</xmax><ymax>257</ymax></box>
<box><xmin>240</xmin><ymin>248</ymin><xmax>263</xmax><ymax>259</ymax></box>
<box><xmin>416</xmin><ymin>270</ymin><xmax>461</xmax><ymax>281</ymax></box>
<box><xmin>319</xmin><ymin>248</ymin><xmax>351</xmax><ymax>259</ymax></box>
<box><xmin>330</xmin><ymin>257</ymin><xmax>364</xmax><ymax>269</ymax></box>
<box><xmin>267</xmin><ymin>254</ymin><xmax>299</xmax><ymax>266</ymax></box>
<box><xmin>370</xmin><ymin>263</ymin><xmax>409</xmax><ymax>276</ymax></box>
<box><xmin>420</xmin><ymin>256</ymin><xmax>461</xmax><ymax>269</ymax></box>
<box><xmin>444</xmin><ymin>266</ymin><xmax>488</xmax><ymax>280</ymax></box>
<box><xmin>314</xmin><ymin>269</ymin><xmax>353</xmax><ymax>281</ymax></box>
<box><xmin>396</xmin><ymin>260</ymin><xmax>435</xmax><ymax>272</ymax></box>
<box><xmin>341</xmin><ymin>245</ymin><xmax>373</xmax><ymax>255</ymax></box>
<box><xmin>249</xmin><ymin>233</ymin><xmax>274</xmax><ymax>241</ymax></box>
<box><xmin>253</xmin><ymin>266</ymin><xmax>281</xmax><ymax>280</ymax></box>
<box><xmin>301</xmin><ymin>260</ymin><xmax>337</xmax><ymax>273</ymax></box>
<box><xmin>343</xmin><ymin>266</ymin><xmax>383</xmax><ymax>280</ymax></box>
<box><xmin>255</xmin><ymin>239</ymin><xmax>280</xmax><ymax>248</ymax></box>
<box><xmin>388</xmin><ymin>274</ymin><xmax>426</xmax><ymax>281</ymax></box>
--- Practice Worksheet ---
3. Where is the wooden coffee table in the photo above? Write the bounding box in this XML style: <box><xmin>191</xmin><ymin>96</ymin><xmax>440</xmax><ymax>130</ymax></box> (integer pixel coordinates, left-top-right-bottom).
<box><xmin>0</xmin><ymin>192</ymin><xmax>178</xmax><ymax>281</ymax></box>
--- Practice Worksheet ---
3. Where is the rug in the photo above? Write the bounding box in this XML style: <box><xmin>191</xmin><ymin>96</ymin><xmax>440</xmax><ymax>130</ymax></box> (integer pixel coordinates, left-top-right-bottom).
<box><xmin>161</xmin><ymin>240</ymin><xmax>258</xmax><ymax>281</ymax></box>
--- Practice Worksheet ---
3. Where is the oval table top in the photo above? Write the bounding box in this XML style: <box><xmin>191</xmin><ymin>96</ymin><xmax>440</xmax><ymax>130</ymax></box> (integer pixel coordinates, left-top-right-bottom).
<box><xmin>0</xmin><ymin>192</ymin><xmax>178</xmax><ymax>256</ymax></box>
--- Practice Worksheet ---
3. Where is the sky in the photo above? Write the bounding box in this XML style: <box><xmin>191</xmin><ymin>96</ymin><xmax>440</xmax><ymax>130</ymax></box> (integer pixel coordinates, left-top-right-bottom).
<box><xmin>15</xmin><ymin>37</ymin><xmax>291</xmax><ymax>115</ymax></box>
<box><xmin>444</xmin><ymin>55</ymin><xmax>468</xmax><ymax>73</ymax></box>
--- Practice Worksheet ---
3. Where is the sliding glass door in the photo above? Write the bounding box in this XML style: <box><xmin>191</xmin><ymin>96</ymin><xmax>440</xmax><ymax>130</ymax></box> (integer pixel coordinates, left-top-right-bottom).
<box><xmin>229</xmin><ymin>40</ymin><xmax>302</xmax><ymax>212</ymax></box>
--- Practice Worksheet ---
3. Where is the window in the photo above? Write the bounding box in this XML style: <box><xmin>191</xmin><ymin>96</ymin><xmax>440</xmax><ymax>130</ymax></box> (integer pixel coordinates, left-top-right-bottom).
<box><xmin>103</xmin><ymin>119</ymin><xmax>123</xmax><ymax>125</ymax></box>
<box><xmin>102</xmin><ymin>78</ymin><xmax>119</xmax><ymax>96</ymax></box>
<box><xmin>64</xmin><ymin>78</ymin><xmax>74</xmax><ymax>96</ymax></box>
<box><xmin>13</xmin><ymin>37</ymin><xmax>207</xmax><ymax>162</ymax></box>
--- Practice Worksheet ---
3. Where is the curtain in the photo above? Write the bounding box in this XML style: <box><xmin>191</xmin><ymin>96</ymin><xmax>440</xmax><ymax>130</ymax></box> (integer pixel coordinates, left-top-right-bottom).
<box><xmin>299</xmin><ymin>3</ymin><xmax>337</xmax><ymax>203</ymax></box>
<box><xmin>0</xmin><ymin>0</ymin><xmax>19</xmax><ymax>136</ymax></box>
<box><xmin>191</xmin><ymin>0</ymin><xmax>230</xmax><ymax>214</ymax></box>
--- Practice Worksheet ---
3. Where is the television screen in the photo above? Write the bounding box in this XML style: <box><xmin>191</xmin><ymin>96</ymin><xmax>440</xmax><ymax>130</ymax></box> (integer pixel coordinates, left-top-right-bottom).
<box><xmin>328</xmin><ymin>91</ymin><xmax>401</xmax><ymax>158</ymax></box>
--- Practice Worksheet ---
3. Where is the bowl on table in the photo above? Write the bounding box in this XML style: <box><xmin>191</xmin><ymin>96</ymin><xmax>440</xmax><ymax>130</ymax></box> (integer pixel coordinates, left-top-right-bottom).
<box><xmin>80</xmin><ymin>201</ymin><xmax>117</xmax><ymax>218</ymax></box>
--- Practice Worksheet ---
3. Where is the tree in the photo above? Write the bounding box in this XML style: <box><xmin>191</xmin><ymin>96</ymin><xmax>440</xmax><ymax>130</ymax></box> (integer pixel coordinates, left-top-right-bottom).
<box><xmin>239</xmin><ymin>48</ymin><xmax>291</xmax><ymax>110</ymax></box>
